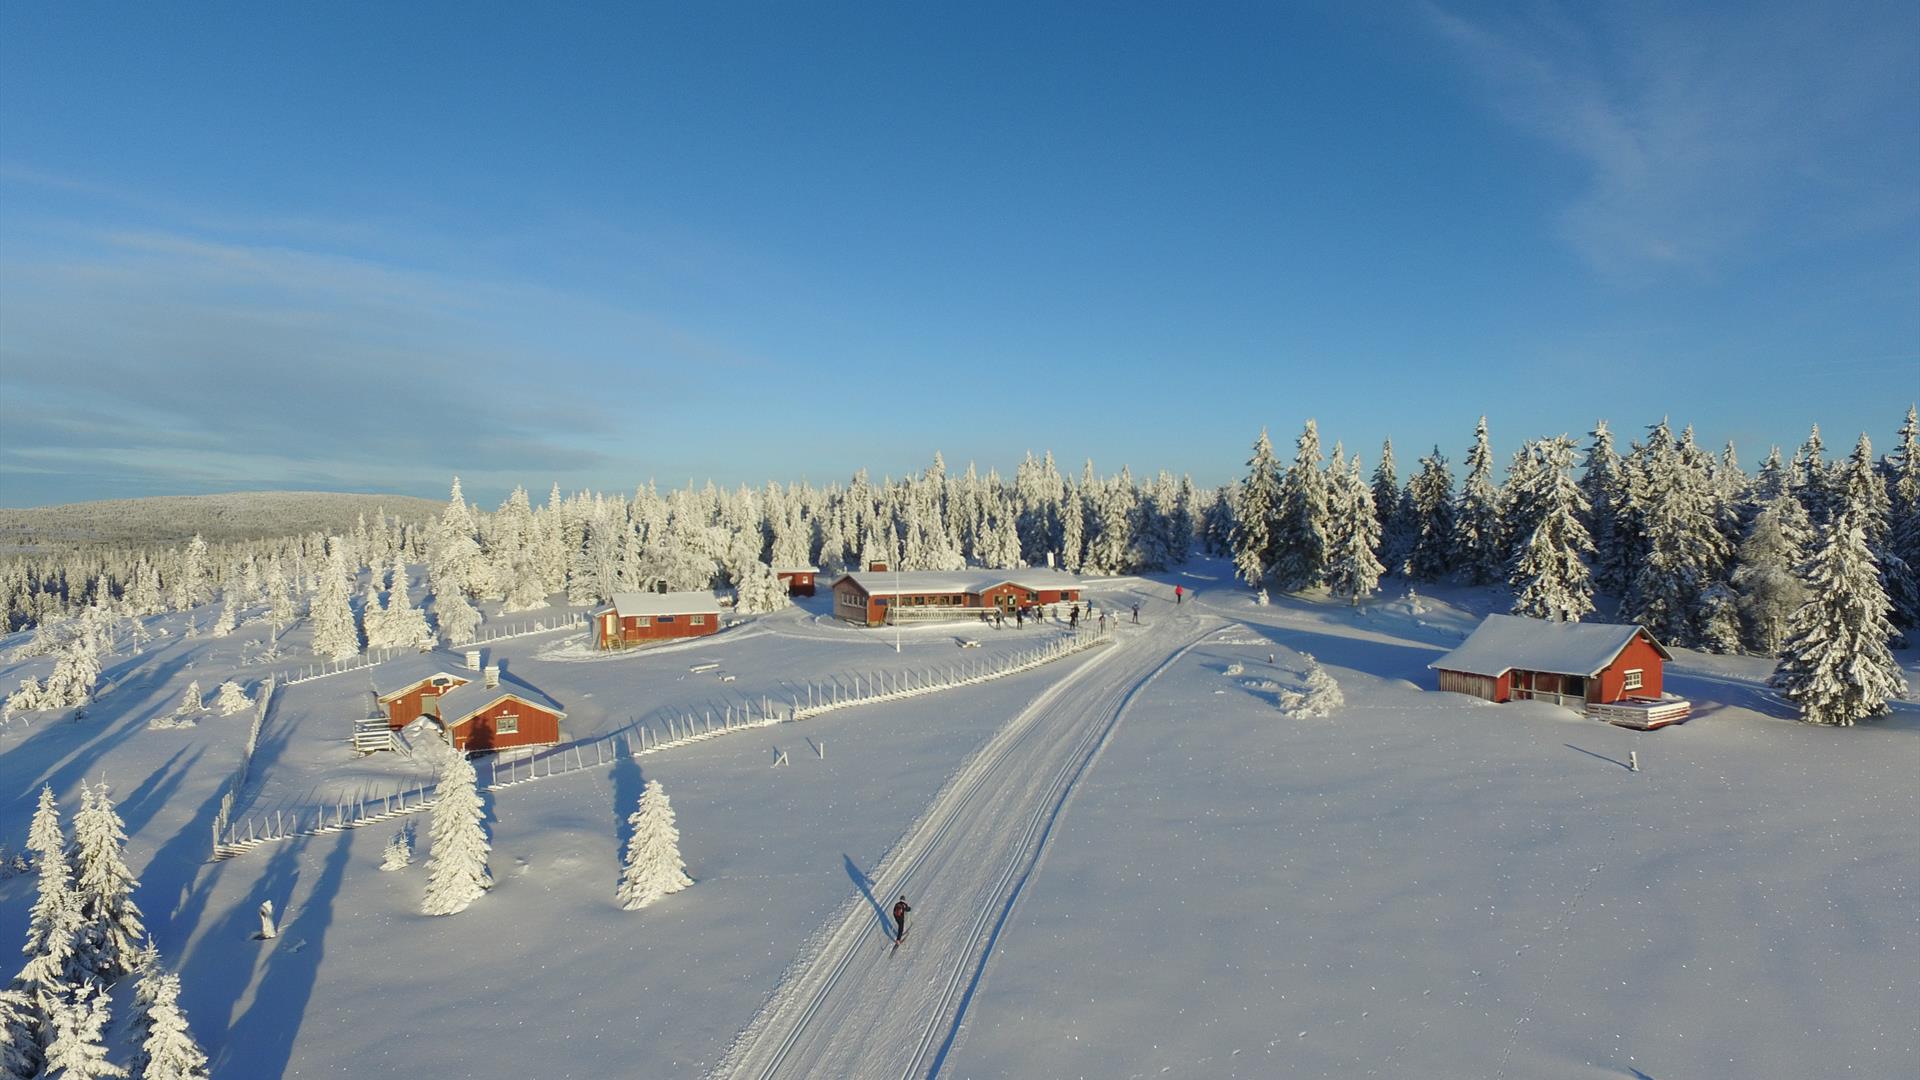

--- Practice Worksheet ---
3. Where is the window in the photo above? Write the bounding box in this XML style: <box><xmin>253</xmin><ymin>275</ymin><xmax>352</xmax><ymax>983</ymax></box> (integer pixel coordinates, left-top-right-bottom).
<box><xmin>657</xmin><ymin>615</ymin><xmax>676</xmax><ymax>623</ymax></box>
<box><xmin>691</xmin><ymin>614</ymin><xmax>706</xmax><ymax>625</ymax></box>
<box><xmin>634</xmin><ymin>616</ymin><xmax>651</xmax><ymax>627</ymax></box>
<box><xmin>1622</xmin><ymin>669</ymin><xmax>1644</xmax><ymax>691</ymax></box>
<box><xmin>495</xmin><ymin>714</ymin><xmax>519</xmax><ymax>735</ymax></box>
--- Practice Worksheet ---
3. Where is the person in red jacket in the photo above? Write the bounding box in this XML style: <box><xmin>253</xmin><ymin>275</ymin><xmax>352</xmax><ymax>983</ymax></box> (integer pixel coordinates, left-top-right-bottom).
<box><xmin>892</xmin><ymin>895</ymin><xmax>912</xmax><ymax>944</ymax></box>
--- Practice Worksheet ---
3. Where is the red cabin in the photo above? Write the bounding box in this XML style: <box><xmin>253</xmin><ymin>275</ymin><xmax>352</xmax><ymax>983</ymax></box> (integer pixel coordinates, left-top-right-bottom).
<box><xmin>774</xmin><ymin>566</ymin><xmax>819</xmax><ymax>597</ymax></box>
<box><xmin>1430</xmin><ymin>615</ymin><xmax>1689</xmax><ymax>726</ymax></box>
<box><xmin>376</xmin><ymin>670</ymin><xmax>472</xmax><ymax>730</ymax></box>
<box><xmin>592</xmin><ymin>591</ymin><xmax>722</xmax><ymax>649</ymax></box>
<box><xmin>430</xmin><ymin>678</ymin><xmax>566</xmax><ymax>752</ymax></box>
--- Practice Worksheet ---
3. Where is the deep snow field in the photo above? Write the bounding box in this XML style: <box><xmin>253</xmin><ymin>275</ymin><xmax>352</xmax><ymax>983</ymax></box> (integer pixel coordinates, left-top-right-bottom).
<box><xmin>2</xmin><ymin>564</ymin><xmax>1915</xmax><ymax>1079</ymax></box>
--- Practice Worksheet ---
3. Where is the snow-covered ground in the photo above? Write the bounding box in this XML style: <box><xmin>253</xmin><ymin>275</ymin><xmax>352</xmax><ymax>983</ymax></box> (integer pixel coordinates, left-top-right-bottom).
<box><xmin>3</xmin><ymin>566</ymin><xmax>1915</xmax><ymax>1078</ymax></box>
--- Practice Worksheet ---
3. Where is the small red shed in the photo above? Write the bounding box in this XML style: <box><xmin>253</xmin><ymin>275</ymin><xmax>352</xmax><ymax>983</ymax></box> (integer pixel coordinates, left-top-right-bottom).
<box><xmin>774</xmin><ymin>565</ymin><xmax>819</xmax><ymax>597</ymax></box>
<box><xmin>1430</xmin><ymin>615</ymin><xmax>1685</xmax><ymax>722</ymax></box>
<box><xmin>592</xmin><ymin>591</ymin><xmax>723</xmax><ymax>648</ymax></box>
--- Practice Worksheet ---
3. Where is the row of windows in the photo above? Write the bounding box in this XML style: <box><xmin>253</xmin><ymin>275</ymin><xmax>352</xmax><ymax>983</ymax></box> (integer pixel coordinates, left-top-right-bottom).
<box><xmin>625</xmin><ymin>614</ymin><xmax>707</xmax><ymax>626</ymax></box>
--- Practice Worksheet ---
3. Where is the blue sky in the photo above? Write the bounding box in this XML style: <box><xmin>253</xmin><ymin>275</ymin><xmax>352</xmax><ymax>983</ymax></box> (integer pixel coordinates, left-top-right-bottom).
<box><xmin>2</xmin><ymin>1</ymin><xmax>1915</xmax><ymax>508</ymax></box>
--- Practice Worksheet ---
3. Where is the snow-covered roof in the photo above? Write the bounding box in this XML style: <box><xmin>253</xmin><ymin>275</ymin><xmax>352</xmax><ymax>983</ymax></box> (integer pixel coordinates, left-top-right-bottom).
<box><xmin>432</xmin><ymin>676</ymin><xmax>565</xmax><ymax>727</ymax></box>
<box><xmin>1428</xmin><ymin>615</ymin><xmax>1671</xmax><ymax>678</ymax></box>
<box><xmin>982</xmin><ymin>569</ymin><xmax>1084</xmax><ymax>592</ymax></box>
<box><xmin>372</xmin><ymin>652</ymin><xmax>476</xmax><ymax>701</ymax></box>
<box><xmin>773</xmin><ymin>565</ymin><xmax>820</xmax><ymax>574</ymax></box>
<box><xmin>836</xmin><ymin>571</ymin><xmax>994</xmax><ymax>596</ymax></box>
<box><xmin>600</xmin><ymin>591</ymin><xmax>723</xmax><ymax>618</ymax></box>
<box><xmin>834</xmin><ymin>569</ymin><xmax>1085</xmax><ymax>597</ymax></box>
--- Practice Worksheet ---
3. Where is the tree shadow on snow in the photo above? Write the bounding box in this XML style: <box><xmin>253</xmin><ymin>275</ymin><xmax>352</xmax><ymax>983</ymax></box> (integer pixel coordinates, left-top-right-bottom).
<box><xmin>209</xmin><ymin>827</ymin><xmax>352</xmax><ymax>1080</ymax></box>
<box><xmin>609</xmin><ymin>744</ymin><xmax>645</xmax><ymax>883</ymax></box>
<box><xmin>114</xmin><ymin>745</ymin><xmax>202</xmax><ymax>838</ymax></box>
<box><xmin>1226</xmin><ymin>616</ymin><xmax>1448</xmax><ymax>687</ymax></box>
<box><xmin>842</xmin><ymin>855</ymin><xmax>890</xmax><ymax>941</ymax></box>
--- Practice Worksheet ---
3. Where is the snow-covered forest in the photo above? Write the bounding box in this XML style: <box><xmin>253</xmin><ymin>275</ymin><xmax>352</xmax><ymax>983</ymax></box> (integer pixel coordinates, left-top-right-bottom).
<box><xmin>7</xmin><ymin>409</ymin><xmax>1916</xmax><ymax>728</ymax></box>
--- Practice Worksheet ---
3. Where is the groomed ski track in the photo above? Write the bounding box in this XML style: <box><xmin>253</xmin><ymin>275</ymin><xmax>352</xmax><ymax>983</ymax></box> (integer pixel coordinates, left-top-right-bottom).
<box><xmin>711</xmin><ymin>603</ymin><xmax>1220</xmax><ymax>1080</ymax></box>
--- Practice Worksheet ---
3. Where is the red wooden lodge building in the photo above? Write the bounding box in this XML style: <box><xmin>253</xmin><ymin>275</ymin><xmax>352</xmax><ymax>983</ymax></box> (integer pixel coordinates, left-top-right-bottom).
<box><xmin>374</xmin><ymin>659</ymin><xmax>567</xmax><ymax>752</ymax></box>
<box><xmin>591</xmin><ymin>589</ymin><xmax>723</xmax><ymax>649</ymax></box>
<box><xmin>1429</xmin><ymin>614</ymin><xmax>1690</xmax><ymax>729</ymax></box>
<box><xmin>831</xmin><ymin>568</ymin><xmax>1085</xmax><ymax>627</ymax></box>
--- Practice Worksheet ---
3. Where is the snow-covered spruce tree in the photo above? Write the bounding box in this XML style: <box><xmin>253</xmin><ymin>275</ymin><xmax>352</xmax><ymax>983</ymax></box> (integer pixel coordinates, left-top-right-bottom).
<box><xmin>435</xmin><ymin>588</ymin><xmax>482</xmax><ymax>649</ymax></box>
<box><xmin>1886</xmin><ymin>405</ymin><xmax>1920</xmax><ymax>626</ymax></box>
<box><xmin>1771</xmin><ymin>463</ymin><xmax>1909</xmax><ymax>726</ymax></box>
<box><xmin>380</xmin><ymin>826</ymin><xmax>413</xmax><ymax>871</ymax></box>
<box><xmin>1325</xmin><ymin>455</ymin><xmax>1384</xmax><ymax>606</ymax></box>
<box><xmin>422</xmin><ymin>752</ymin><xmax>491</xmax><ymax>915</ymax></box>
<box><xmin>1404</xmin><ymin>448</ymin><xmax>1456</xmax><ymax>582</ymax></box>
<box><xmin>0</xmin><ymin>987</ymin><xmax>38</xmax><ymax>1079</ymax></box>
<box><xmin>1580</xmin><ymin>421</ymin><xmax>1630</xmax><ymax>599</ymax></box>
<box><xmin>1370</xmin><ymin>440</ymin><xmax>1409</xmax><ymax>577</ymax></box>
<box><xmin>1509</xmin><ymin>437</ymin><xmax>1595</xmax><ymax>622</ymax></box>
<box><xmin>308</xmin><ymin>537</ymin><xmax>361</xmax><ymax>661</ymax></box>
<box><xmin>1792</xmin><ymin>424</ymin><xmax>1832</xmax><ymax>525</ymax></box>
<box><xmin>18</xmin><ymin>786</ymin><xmax>84</xmax><ymax>1018</ymax></box>
<box><xmin>380</xmin><ymin>555</ymin><xmax>433</xmax><ymax>651</ymax></box>
<box><xmin>1452</xmin><ymin>416</ymin><xmax>1505</xmax><ymax>585</ymax></box>
<box><xmin>1831</xmin><ymin>431</ymin><xmax>1920</xmax><ymax>636</ymax></box>
<box><xmin>69</xmin><ymin>783</ymin><xmax>145</xmax><ymax>981</ymax></box>
<box><xmin>213</xmin><ymin>680</ymin><xmax>251</xmax><ymax>716</ymax></box>
<box><xmin>43</xmin><ymin>984</ymin><xmax>124</xmax><ymax>1080</ymax></box>
<box><xmin>208</xmin><ymin>589</ymin><xmax>236</xmax><ymax>638</ymax></box>
<box><xmin>1270</xmin><ymin>420</ymin><xmax>1331</xmax><ymax>592</ymax></box>
<box><xmin>1279</xmin><ymin>654</ymin><xmax>1344</xmax><ymax>718</ymax></box>
<box><xmin>167</xmin><ymin>535</ymin><xmax>208</xmax><ymax>615</ymax></box>
<box><xmin>174</xmin><ymin>681</ymin><xmax>203</xmax><ymax>718</ymax></box>
<box><xmin>264</xmin><ymin>555</ymin><xmax>294</xmax><ymax>638</ymax></box>
<box><xmin>1624</xmin><ymin>421</ymin><xmax>1731</xmax><ymax>647</ymax></box>
<box><xmin>1731</xmin><ymin>494</ymin><xmax>1812</xmax><ymax>654</ymax></box>
<box><xmin>133</xmin><ymin>971</ymin><xmax>208</xmax><ymax>1080</ymax></box>
<box><xmin>617</xmin><ymin>780</ymin><xmax>692</xmax><ymax>910</ymax></box>
<box><xmin>733</xmin><ymin>559</ymin><xmax>790</xmax><ymax>615</ymax></box>
<box><xmin>1199</xmin><ymin>486</ymin><xmax>1236</xmax><ymax>558</ymax></box>
<box><xmin>1231</xmin><ymin>429</ymin><xmax>1282</xmax><ymax>589</ymax></box>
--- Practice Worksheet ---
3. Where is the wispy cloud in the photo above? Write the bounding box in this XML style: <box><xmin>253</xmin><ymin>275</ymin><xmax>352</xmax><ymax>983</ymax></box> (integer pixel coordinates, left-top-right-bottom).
<box><xmin>0</xmin><ymin>212</ymin><xmax>772</xmax><ymax>505</ymax></box>
<box><xmin>1420</xmin><ymin>1</ymin><xmax>1920</xmax><ymax>275</ymax></box>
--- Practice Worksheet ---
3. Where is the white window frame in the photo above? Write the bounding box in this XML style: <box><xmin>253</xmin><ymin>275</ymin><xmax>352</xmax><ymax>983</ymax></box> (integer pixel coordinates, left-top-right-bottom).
<box><xmin>495</xmin><ymin>713</ymin><xmax>520</xmax><ymax>735</ymax></box>
<box><xmin>691</xmin><ymin>614</ymin><xmax>706</xmax><ymax>626</ymax></box>
<box><xmin>633</xmin><ymin>615</ymin><xmax>651</xmax><ymax>627</ymax></box>
<box><xmin>1622</xmin><ymin>668</ymin><xmax>1644</xmax><ymax>691</ymax></box>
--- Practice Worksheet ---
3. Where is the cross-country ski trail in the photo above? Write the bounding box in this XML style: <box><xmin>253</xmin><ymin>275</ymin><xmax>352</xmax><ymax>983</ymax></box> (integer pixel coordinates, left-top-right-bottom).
<box><xmin>710</xmin><ymin>601</ymin><xmax>1219</xmax><ymax>1080</ymax></box>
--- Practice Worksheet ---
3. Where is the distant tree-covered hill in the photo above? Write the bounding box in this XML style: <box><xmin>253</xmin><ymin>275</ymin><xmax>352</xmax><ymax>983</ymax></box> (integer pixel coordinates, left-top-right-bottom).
<box><xmin>0</xmin><ymin>491</ymin><xmax>445</xmax><ymax>552</ymax></box>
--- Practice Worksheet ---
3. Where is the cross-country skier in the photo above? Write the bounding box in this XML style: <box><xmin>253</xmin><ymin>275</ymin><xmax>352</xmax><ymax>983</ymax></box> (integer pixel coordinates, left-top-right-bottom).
<box><xmin>893</xmin><ymin>895</ymin><xmax>912</xmax><ymax>944</ymax></box>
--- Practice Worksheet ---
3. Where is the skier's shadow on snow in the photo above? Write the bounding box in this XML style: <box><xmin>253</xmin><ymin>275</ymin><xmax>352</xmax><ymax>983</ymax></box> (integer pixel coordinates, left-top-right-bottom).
<box><xmin>843</xmin><ymin>855</ymin><xmax>890</xmax><ymax>941</ymax></box>
<box><xmin>1564</xmin><ymin>744</ymin><xmax>1634</xmax><ymax>771</ymax></box>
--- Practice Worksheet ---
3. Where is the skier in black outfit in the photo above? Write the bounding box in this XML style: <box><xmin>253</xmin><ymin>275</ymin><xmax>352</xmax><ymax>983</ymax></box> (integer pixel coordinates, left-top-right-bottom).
<box><xmin>892</xmin><ymin>895</ymin><xmax>912</xmax><ymax>943</ymax></box>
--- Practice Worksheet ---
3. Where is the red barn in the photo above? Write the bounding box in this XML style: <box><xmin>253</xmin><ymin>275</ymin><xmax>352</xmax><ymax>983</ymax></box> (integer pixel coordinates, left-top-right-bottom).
<box><xmin>774</xmin><ymin>565</ymin><xmax>819</xmax><ymax>597</ymax></box>
<box><xmin>1429</xmin><ymin>615</ymin><xmax>1689</xmax><ymax>727</ymax></box>
<box><xmin>430</xmin><ymin>677</ymin><xmax>566</xmax><ymax>752</ymax></box>
<box><xmin>592</xmin><ymin>591</ymin><xmax>722</xmax><ymax>648</ymax></box>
